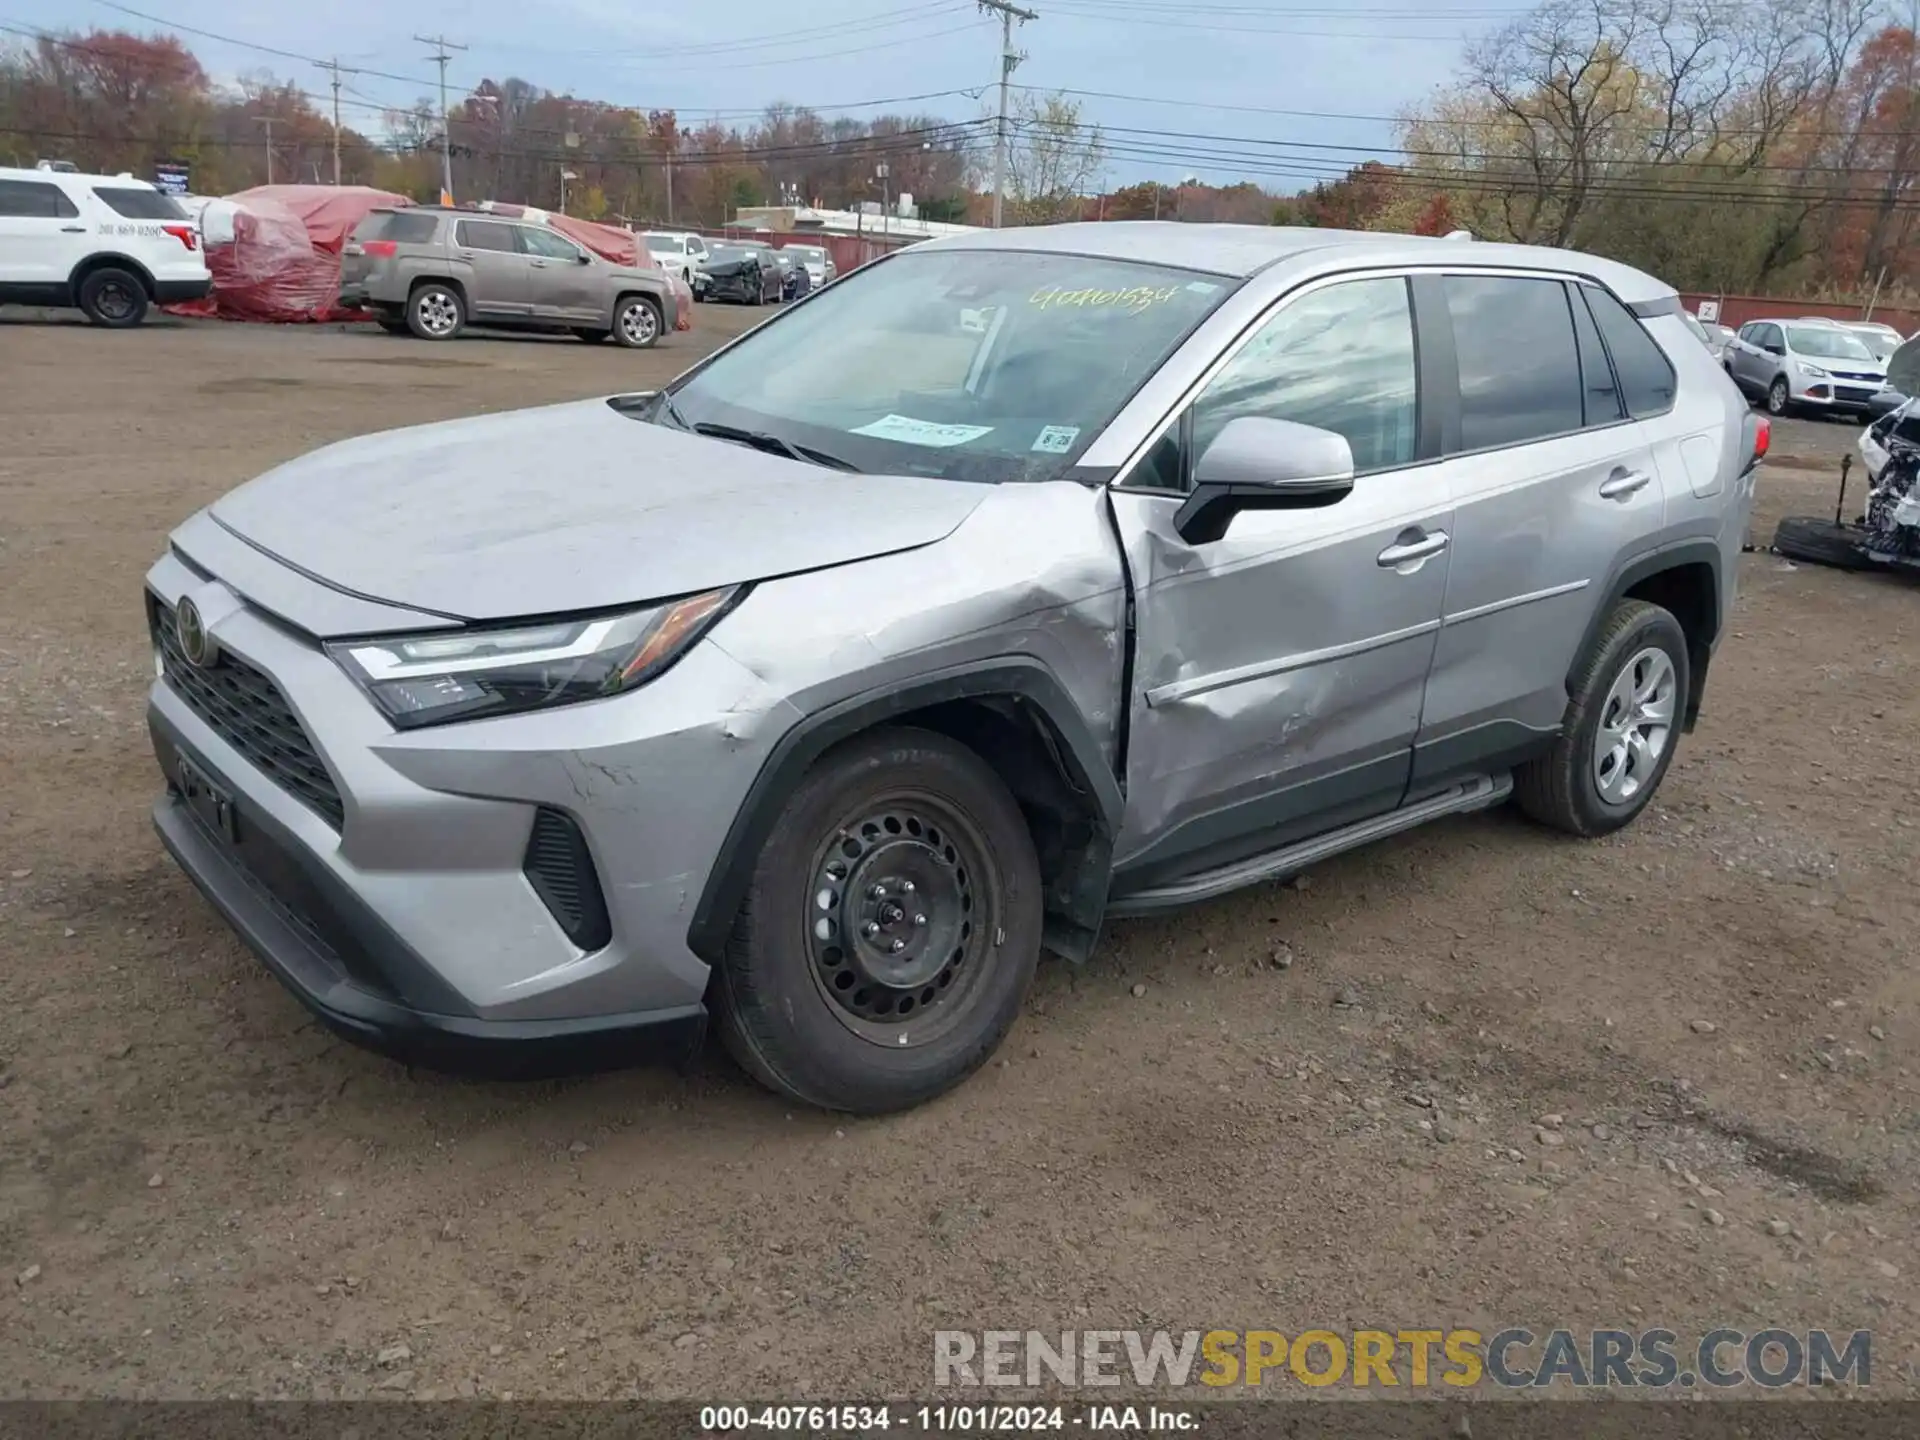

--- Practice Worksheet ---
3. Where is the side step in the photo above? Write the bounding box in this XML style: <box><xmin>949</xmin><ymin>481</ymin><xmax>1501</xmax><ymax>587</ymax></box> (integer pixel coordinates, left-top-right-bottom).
<box><xmin>1106</xmin><ymin>773</ymin><xmax>1512</xmax><ymax>917</ymax></box>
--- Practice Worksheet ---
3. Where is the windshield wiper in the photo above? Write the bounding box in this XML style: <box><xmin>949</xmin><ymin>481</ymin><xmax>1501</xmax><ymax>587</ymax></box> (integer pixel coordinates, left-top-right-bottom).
<box><xmin>691</xmin><ymin>421</ymin><xmax>859</xmax><ymax>472</ymax></box>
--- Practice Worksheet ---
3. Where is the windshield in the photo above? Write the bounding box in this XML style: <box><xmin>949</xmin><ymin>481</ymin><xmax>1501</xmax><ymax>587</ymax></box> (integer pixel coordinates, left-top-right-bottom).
<box><xmin>1851</xmin><ymin>327</ymin><xmax>1901</xmax><ymax>359</ymax></box>
<box><xmin>710</xmin><ymin>245</ymin><xmax>754</xmax><ymax>263</ymax></box>
<box><xmin>661</xmin><ymin>247</ymin><xmax>1234</xmax><ymax>482</ymax></box>
<box><xmin>1788</xmin><ymin>325</ymin><xmax>1876</xmax><ymax>361</ymax></box>
<box><xmin>645</xmin><ymin>235</ymin><xmax>683</xmax><ymax>255</ymax></box>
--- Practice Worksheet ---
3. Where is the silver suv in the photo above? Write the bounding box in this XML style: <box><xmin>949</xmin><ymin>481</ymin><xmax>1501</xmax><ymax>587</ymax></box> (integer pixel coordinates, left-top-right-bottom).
<box><xmin>341</xmin><ymin>207</ymin><xmax>678</xmax><ymax>347</ymax></box>
<box><xmin>146</xmin><ymin>224</ymin><xmax>1761</xmax><ymax>1113</ymax></box>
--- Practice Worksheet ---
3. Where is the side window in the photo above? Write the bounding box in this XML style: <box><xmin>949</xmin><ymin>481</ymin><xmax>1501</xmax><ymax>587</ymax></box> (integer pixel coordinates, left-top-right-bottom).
<box><xmin>1568</xmin><ymin>282</ymin><xmax>1623</xmax><ymax>426</ymax></box>
<box><xmin>1582</xmin><ymin>287</ymin><xmax>1678</xmax><ymax>417</ymax></box>
<box><xmin>520</xmin><ymin>227</ymin><xmax>584</xmax><ymax>261</ymax></box>
<box><xmin>455</xmin><ymin>220</ymin><xmax>518</xmax><ymax>253</ymax></box>
<box><xmin>1189</xmin><ymin>276</ymin><xmax>1418</xmax><ymax>476</ymax></box>
<box><xmin>1758</xmin><ymin>324</ymin><xmax>1782</xmax><ymax>352</ymax></box>
<box><xmin>0</xmin><ymin>179</ymin><xmax>78</xmax><ymax>218</ymax></box>
<box><xmin>1444</xmin><ymin>274</ymin><xmax>1584</xmax><ymax>450</ymax></box>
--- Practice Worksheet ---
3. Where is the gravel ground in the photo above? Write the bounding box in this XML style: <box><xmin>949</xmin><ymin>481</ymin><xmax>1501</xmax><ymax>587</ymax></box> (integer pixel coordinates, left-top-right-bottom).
<box><xmin>0</xmin><ymin>313</ymin><xmax>1915</xmax><ymax>1401</ymax></box>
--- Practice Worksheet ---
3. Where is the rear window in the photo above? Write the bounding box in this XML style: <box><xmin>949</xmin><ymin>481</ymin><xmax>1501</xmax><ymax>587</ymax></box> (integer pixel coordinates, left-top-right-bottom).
<box><xmin>1582</xmin><ymin>287</ymin><xmax>1678</xmax><ymax>417</ymax></box>
<box><xmin>93</xmin><ymin>186</ymin><xmax>188</xmax><ymax>220</ymax></box>
<box><xmin>358</xmin><ymin>210</ymin><xmax>440</xmax><ymax>244</ymax></box>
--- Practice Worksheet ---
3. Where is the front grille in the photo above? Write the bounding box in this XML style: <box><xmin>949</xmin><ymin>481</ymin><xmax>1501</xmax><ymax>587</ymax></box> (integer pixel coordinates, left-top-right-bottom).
<box><xmin>149</xmin><ymin>597</ymin><xmax>346</xmax><ymax>829</ymax></box>
<box><xmin>1836</xmin><ymin>386</ymin><xmax>1878</xmax><ymax>404</ymax></box>
<box><xmin>522</xmin><ymin>807</ymin><xmax>612</xmax><ymax>951</ymax></box>
<box><xmin>1833</xmin><ymin>370</ymin><xmax>1880</xmax><ymax>382</ymax></box>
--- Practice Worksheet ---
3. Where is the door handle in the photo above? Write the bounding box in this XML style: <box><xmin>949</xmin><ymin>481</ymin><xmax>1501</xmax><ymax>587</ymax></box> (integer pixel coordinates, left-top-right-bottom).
<box><xmin>1377</xmin><ymin>531</ymin><xmax>1449</xmax><ymax>568</ymax></box>
<box><xmin>529</xmin><ymin>259</ymin><xmax>549</xmax><ymax>268</ymax></box>
<box><xmin>61</xmin><ymin>225</ymin><xmax>86</xmax><ymax>233</ymax></box>
<box><xmin>1599</xmin><ymin>469</ymin><xmax>1652</xmax><ymax>500</ymax></box>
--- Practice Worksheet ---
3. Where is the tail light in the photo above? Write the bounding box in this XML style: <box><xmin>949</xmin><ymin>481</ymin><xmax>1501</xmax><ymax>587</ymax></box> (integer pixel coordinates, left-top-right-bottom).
<box><xmin>1743</xmin><ymin>414</ymin><xmax>1770</xmax><ymax>474</ymax></box>
<box><xmin>361</xmin><ymin>240</ymin><xmax>398</xmax><ymax>259</ymax></box>
<box><xmin>161</xmin><ymin>224</ymin><xmax>198</xmax><ymax>252</ymax></box>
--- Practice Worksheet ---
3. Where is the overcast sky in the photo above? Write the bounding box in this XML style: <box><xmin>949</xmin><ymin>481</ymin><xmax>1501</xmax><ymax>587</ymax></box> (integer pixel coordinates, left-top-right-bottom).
<box><xmin>18</xmin><ymin>0</ymin><xmax>1534</xmax><ymax>189</ymax></box>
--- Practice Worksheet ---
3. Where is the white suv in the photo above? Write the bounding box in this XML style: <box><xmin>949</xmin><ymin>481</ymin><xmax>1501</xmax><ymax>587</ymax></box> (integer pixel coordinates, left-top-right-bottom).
<box><xmin>0</xmin><ymin>164</ymin><xmax>212</xmax><ymax>327</ymax></box>
<box><xmin>641</xmin><ymin>230</ymin><xmax>710</xmax><ymax>293</ymax></box>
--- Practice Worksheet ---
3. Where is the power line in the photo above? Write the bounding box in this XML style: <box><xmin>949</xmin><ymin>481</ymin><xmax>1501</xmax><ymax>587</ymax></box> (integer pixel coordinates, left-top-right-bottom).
<box><xmin>91</xmin><ymin>1</ymin><xmax>434</xmax><ymax>88</ymax></box>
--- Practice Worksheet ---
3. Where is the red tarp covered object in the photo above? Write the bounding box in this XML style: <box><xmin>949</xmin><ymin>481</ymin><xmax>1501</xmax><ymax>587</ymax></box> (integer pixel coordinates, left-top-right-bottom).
<box><xmin>166</xmin><ymin>185</ymin><xmax>411</xmax><ymax>324</ymax></box>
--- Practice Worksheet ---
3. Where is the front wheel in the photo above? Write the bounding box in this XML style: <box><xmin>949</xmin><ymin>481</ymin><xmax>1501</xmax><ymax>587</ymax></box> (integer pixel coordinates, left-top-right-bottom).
<box><xmin>714</xmin><ymin>727</ymin><xmax>1043</xmax><ymax>1113</ymax></box>
<box><xmin>612</xmin><ymin>295</ymin><xmax>660</xmax><ymax>349</ymax></box>
<box><xmin>1767</xmin><ymin>376</ymin><xmax>1791</xmax><ymax>415</ymax></box>
<box><xmin>1515</xmin><ymin>599</ymin><xmax>1690</xmax><ymax>838</ymax></box>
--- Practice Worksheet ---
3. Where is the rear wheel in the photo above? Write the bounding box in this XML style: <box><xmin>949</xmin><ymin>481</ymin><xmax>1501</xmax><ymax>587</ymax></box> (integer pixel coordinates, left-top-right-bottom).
<box><xmin>714</xmin><ymin>727</ymin><xmax>1043</xmax><ymax>1113</ymax></box>
<box><xmin>1515</xmin><ymin>599</ymin><xmax>1689</xmax><ymax>838</ymax></box>
<box><xmin>406</xmin><ymin>282</ymin><xmax>465</xmax><ymax>341</ymax></box>
<box><xmin>77</xmin><ymin>267</ymin><xmax>148</xmax><ymax>328</ymax></box>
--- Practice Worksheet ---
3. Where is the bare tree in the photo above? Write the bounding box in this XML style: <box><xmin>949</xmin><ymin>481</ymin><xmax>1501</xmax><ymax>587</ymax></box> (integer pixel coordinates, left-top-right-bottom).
<box><xmin>1000</xmin><ymin>91</ymin><xmax>1106</xmax><ymax>224</ymax></box>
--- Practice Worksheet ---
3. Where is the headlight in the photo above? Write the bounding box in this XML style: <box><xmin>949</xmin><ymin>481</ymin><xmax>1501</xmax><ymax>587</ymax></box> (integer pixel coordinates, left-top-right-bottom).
<box><xmin>1799</xmin><ymin>362</ymin><xmax>1829</xmax><ymax>378</ymax></box>
<box><xmin>327</xmin><ymin>587</ymin><xmax>741</xmax><ymax>729</ymax></box>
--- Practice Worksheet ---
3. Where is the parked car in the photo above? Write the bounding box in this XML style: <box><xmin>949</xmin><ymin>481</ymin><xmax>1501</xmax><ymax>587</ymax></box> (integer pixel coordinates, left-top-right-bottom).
<box><xmin>701</xmin><ymin>242</ymin><xmax>782</xmax><ymax>304</ymax></box>
<box><xmin>341</xmin><ymin>207</ymin><xmax>679</xmax><ymax>346</ymax></box>
<box><xmin>0</xmin><ymin>163</ymin><xmax>210</xmax><ymax>326</ymax></box>
<box><xmin>1860</xmin><ymin>395</ymin><xmax>1920</xmax><ymax>479</ymax></box>
<box><xmin>780</xmin><ymin>243</ymin><xmax>835</xmax><ymax>289</ymax></box>
<box><xmin>145</xmin><ymin>224</ymin><xmax>1760</xmax><ymax>1113</ymax></box>
<box><xmin>642</xmin><ymin>230</ymin><xmax>710</xmax><ymax>293</ymax></box>
<box><xmin>1843</xmin><ymin>319</ymin><xmax>1905</xmax><ymax>361</ymax></box>
<box><xmin>1682</xmin><ymin>310</ymin><xmax>1732</xmax><ymax>364</ymax></box>
<box><xmin>771</xmin><ymin>248</ymin><xmax>811</xmax><ymax>301</ymax></box>
<box><xmin>1725</xmin><ymin>317</ymin><xmax>1889</xmax><ymax>417</ymax></box>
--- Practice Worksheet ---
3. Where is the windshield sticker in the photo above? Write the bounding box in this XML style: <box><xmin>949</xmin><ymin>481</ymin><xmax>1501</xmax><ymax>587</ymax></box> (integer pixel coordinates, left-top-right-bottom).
<box><xmin>1185</xmin><ymin>280</ymin><xmax>1222</xmax><ymax>294</ymax></box>
<box><xmin>850</xmin><ymin>414</ymin><xmax>995</xmax><ymax>448</ymax></box>
<box><xmin>1029</xmin><ymin>283</ymin><xmax>1183</xmax><ymax>316</ymax></box>
<box><xmin>1031</xmin><ymin>425</ymin><xmax>1080</xmax><ymax>454</ymax></box>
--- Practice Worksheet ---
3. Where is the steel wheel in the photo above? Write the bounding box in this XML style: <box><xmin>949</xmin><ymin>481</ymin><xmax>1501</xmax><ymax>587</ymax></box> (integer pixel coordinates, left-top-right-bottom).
<box><xmin>1592</xmin><ymin>646</ymin><xmax>1676</xmax><ymax>806</ymax></box>
<box><xmin>615</xmin><ymin>297</ymin><xmax>659</xmax><ymax>348</ymax></box>
<box><xmin>804</xmin><ymin>792</ymin><xmax>1001</xmax><ymax>1048</ymax></box>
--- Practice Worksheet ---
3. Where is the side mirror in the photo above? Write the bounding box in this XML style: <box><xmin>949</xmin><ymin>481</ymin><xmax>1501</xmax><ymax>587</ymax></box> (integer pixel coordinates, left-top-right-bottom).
<box><xmin>1172</xmin><ymin>416</ymin><xmax>1356</xmax><ymax>545</ymax></box>
<box><xmin>1764</xmin><ymin>343</ymin><xmax>1784</xmax><ymax>355</ymax></box>
<box><xmin>577</xmin><ymin>252</ymin><xmax>593</xmax><ymax>265</ymax></box>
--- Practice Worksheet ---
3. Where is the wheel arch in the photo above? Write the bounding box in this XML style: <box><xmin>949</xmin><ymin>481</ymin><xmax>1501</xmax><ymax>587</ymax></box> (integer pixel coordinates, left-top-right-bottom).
<box><xmin>1571</xmin><ymin>541</ymin><xmax>1722</xmax><ymax>733</ymax></box>
<box><xmin>687</xmin><ymin>659</ymin><xmax>1124</xmax><ymax>968</ymax></box>
<box><xmin>408</xmin><ymin>273</ymin><xmax>468</xmax><ymax>308</ymax></box>
<box><xmin>69</xmin><ymin>252</ymin><xmax>157</xmax><ymax>297</ymax></box>
<box><xmin>613</xmin><ymin>289</ymin><xmax>663</xmax><ymax>325</ymax></box>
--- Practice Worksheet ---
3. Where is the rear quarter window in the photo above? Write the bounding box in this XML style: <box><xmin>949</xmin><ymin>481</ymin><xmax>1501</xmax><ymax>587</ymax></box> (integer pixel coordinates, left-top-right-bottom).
<box><xmin>1582</xmin><ymin>287</ymin><xmax>1678</xmax><ymax>418</ymax></box>
<box><xmin>0</xmin><ymin>178</ymin><xmax>78</xmax><ymax>218</ymax></box>
<box><xmin>358</xmin><ymin>211</ymin><xmax>440</xmax><ymax>244</ymax></box>
<box><xmin>93</xmin><ymin>186</ymin><xmax>188</xmax><ymax>220</ymax></box>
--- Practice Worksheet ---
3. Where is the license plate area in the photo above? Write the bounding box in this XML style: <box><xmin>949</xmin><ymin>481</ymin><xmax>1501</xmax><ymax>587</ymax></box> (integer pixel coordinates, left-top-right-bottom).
<box><xmin>176</xmin><ymin>750</ymin><xmax>239</xmax><ymax>844</ymax></box>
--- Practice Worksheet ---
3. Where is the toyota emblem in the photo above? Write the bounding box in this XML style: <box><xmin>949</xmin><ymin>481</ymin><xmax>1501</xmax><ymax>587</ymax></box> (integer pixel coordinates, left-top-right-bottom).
<box><xmin>175</xmin><ymin>596</ymin><xmax>216</xmax><ymax>668</ymax></box>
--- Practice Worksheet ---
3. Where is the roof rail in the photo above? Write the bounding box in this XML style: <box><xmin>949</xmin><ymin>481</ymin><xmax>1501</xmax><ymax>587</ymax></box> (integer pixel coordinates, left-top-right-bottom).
<box><xmin>1444</xmin><ymin>229</ymin><xmax>1473</xmax><ymax>240</ymax></box>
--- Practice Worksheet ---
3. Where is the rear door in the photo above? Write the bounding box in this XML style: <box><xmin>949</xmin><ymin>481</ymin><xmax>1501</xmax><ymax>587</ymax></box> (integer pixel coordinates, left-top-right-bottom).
<box><xmin>0</xmin><ymin>178</ymin><xmax>83</xmax><ymax>293</ymax></box>
<box><xmin>452</xmin><ymin>219</ymin><xmax>531</xmax><ymax>318</ymax></box>
<box><xmin>1412</xmin><ymin>272</ymin><xmax>1671</xmax><ymax>784</ymax></box>
<box><xmin>518</xmin><ymin>225</ymin><xmax>600</xmax><ymax>321</ymax></box>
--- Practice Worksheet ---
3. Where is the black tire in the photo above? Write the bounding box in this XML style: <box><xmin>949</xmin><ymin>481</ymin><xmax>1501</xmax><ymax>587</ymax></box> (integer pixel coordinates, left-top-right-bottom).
<box><xmin>1515</xmin><ymin>599</ymin><xmax>1690</xmax><ymax>838</ymax></box>
<box><xmin>1772</xmin><ymin>516</ymin><xmax>1873</xmax><ymax>570</ymax></box>
<box><xmin>77</xmin><ymin>267</ymin><xmax>149</xmax><ymax>328</ymax></box>
<box><xmin>611</xmin><ymin>295</ymin><xmax>661</xmax><ymax>349</ymax></box>
<box><xmin>572</xmin><ymin>326</ymin><xmax>610</xmax><ymax>343</ymax></box>
<box><xmin>406</xmin><ymin>282</ymin><xmax>465</xmax><ymax>341</ymax></box>
<box><xmin>714</xmin><ymin>726</ymin><xmax>1044</xmax><ymax>1114</ymax></box>
<box><xmin>1766</xmin><ymin>376</ymin><xmax>1791</xmax><ymax>415</ymax></box>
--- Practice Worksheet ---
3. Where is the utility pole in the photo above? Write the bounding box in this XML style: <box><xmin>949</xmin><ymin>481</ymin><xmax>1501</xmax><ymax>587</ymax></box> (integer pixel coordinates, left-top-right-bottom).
<box><xmin>315</xmin><ymin>57</ymin><xmax>354</xmax><ymax>185</ymax></box>
<box><xmin>254</xmin><ymin>116</ymin><xmax>277</xmax><ymax>185</ymax></box>
<box><xmin>414</xmin><ymin>33</ymin><xmax>467</xmax><ymax>205</ymax></box>
<box><xmin>978</xmin><ymin>0</ymin><xmax>1036</xmax><ymax>228</ymax></box>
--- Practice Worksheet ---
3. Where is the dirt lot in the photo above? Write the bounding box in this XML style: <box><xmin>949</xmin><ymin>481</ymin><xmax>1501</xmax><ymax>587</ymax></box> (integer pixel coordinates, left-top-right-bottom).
<box><xmin>1</xmin><ymin>312</ymin><xmax>1915</xmax><ymax>1402</ymax></box>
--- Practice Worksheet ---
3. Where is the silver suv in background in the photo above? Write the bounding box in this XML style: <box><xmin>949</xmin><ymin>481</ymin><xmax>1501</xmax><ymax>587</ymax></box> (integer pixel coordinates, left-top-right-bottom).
<box><xmin>147</xmin><ymin>223</ymin><xmax>1760</xmax><ymax>1114</ymax></box>
<box><xmin>779</xmin><ymin>243</ymin><xmax>835</xmax><ymax>289</ymax></box>
<box><xmin>1726</xmin><ymin>316</ymin><xmax>1889</xmax><ymax>416</ymax></box>
<box><xmin>342</xmin><ymin>208</ymin><xmax>679</xmax><ymax>346</ymax></box>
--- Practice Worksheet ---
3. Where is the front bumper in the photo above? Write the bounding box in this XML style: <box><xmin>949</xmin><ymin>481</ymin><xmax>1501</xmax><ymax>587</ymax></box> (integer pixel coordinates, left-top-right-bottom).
<box><xmin>151</xmin><ymin>737</ymin><xmax>705</xmax><ymax>1079</ymax></box>
<box><xmin>142</xmin><ymin>543</ymin><xmax>784</xmax><ymax>1078</ymax></box>
<box><xmin>1793</xmin><ymin>376</ymin><xmax>1888</xmax><ymax>411</ymax></box>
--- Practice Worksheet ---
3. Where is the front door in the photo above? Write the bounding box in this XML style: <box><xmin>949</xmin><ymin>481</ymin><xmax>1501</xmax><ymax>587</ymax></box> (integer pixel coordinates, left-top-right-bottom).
<box><xmin>519</xmin><ymin>226</ymin><xmax>600</xmax><ymax>321</ymax></box>
<box><xmin>451</xmin><ymin>219</ymin><xmax>531</xmax><ymax>318</ymax></box>
<box><xmin>1107</xmin><ymin>273</ymin><xmax>1453</xmax><ymax>892</ymax></box>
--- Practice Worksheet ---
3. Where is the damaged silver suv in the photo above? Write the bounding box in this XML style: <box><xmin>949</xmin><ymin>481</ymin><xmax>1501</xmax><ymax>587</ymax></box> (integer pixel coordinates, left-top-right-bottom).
<box><xmin>145</xmin><ymin>223</ymin><xmax>1764</xmax><ymax>1113</ymax></box>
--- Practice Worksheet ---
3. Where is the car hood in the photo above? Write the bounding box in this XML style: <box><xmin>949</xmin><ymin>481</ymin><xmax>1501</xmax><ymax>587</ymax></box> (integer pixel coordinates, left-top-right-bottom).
<box><xmin>207</xmin><ymin>398</ymin><xmax>990</xmax><ymax>626</ymax></box>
